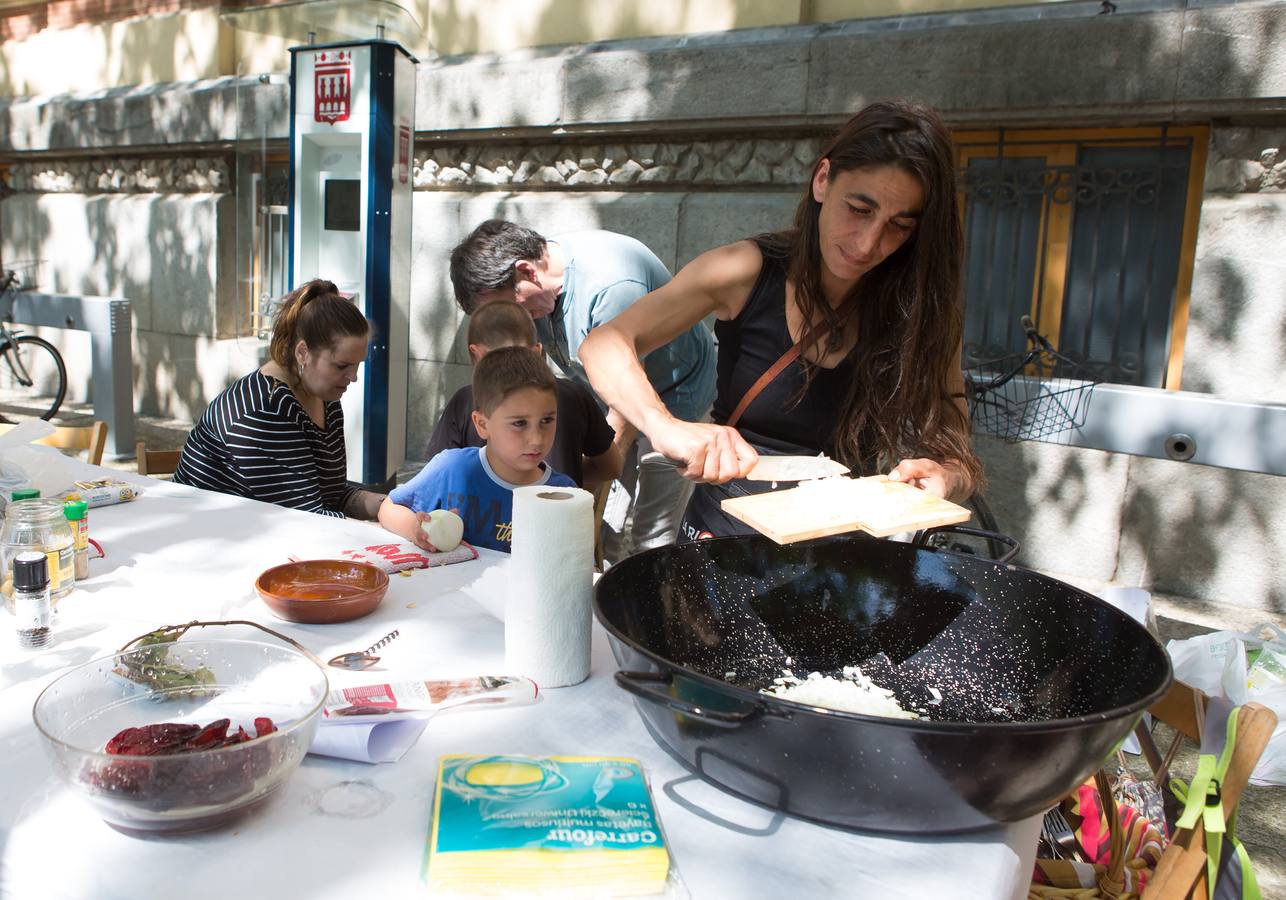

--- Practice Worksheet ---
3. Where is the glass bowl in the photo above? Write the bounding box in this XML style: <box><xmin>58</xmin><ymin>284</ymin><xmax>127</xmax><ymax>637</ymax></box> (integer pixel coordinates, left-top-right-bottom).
<box><xmin>32</xmin><ymin>639</ymin><xmax>329</xmax><ymax>835</ymax></box>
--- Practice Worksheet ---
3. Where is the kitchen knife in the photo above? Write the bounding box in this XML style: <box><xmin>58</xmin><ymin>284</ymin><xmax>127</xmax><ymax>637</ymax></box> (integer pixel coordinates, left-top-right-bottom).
<box><xmin>653</xmin><ymin>454</ymin><xmax>849</xmax><ymax>482</ymax></box>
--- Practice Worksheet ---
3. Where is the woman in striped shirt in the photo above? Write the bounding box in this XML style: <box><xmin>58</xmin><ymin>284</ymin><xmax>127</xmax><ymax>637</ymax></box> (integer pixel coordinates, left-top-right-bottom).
<box><xmin>173</xmin><ymin>280</ymin><xmax>385</xmax><ymax>519</ymax></box>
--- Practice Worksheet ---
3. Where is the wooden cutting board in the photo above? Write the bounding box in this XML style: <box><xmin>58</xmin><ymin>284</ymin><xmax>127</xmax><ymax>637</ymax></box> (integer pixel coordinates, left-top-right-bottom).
<box><xmin>720</xmin><ymin>475</ymin><xmax>971</xmax><ymax>544</ymax></box>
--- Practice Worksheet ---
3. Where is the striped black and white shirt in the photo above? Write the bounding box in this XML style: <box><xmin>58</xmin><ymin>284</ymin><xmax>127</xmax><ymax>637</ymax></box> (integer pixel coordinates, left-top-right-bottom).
<box><xmin>173</xmin><ymin>370</ymin><xmax>357</xmax><ymax>517</ymax></box>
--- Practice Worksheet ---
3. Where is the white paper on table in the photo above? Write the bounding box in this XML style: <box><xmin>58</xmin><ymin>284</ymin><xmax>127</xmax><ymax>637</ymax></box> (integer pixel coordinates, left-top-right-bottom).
<box><xmin>308</xmin><ymin>719</ymin><xmax>428</xmax><ymax>764</ymax></box>
<box><xmin>309</xmin><ymin>675</ymin><xmax>539</xmax><ymax>764</ymax></box>
<box><xmin>461</xmin><ymin>559</ymin><xmax>511</xmax><ymax>620</ymax></box>
<box><xmin>1096</xmin><ymin>586</ymin><xmax>1155</xmax><ymax>755</ymax></box>
<box><xmin>1097</xmin><ymin>586</ymin><xmax>1152</xmax><ymax>628</ymax></box>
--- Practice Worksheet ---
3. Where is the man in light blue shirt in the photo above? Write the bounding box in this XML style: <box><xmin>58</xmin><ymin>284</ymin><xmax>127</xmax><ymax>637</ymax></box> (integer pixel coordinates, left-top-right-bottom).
<box><xmin>449</xmin><ymin>220</ymin><xmax>716</xmax><ymax>559</ymax></box>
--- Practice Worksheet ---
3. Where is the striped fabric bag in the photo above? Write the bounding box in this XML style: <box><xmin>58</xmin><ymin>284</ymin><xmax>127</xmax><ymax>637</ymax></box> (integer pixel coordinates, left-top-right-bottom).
<box><xmin>1029</xmin><ymin>770</ymin><xmax>1167</xmax><ymax>900</ymax></box>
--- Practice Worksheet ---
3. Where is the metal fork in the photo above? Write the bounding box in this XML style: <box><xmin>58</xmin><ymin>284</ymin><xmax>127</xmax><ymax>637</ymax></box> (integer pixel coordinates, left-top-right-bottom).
<box><xmin>1042</xmin><ymin>807</ymin><xmax>1082</xmax><ymax>861</ymax></box>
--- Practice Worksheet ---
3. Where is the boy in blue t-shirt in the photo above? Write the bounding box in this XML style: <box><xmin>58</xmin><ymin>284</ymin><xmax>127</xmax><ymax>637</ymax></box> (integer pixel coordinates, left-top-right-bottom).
<box><xmin>378</xmin><ymin>346</ymin><xmax>576</xmax><ymax>552</ymax></box>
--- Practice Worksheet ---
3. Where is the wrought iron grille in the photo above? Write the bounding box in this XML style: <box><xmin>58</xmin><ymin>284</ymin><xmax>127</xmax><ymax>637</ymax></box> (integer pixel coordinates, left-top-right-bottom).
<box><xmin>958</xmin><ymin>134</ymin><xmax>1194</xmax><ymax>389</ymax></box>
<box><xmin>252</xmin><ymin>165</ymin><xmax>291</xmax><ymax>339</ymax></box>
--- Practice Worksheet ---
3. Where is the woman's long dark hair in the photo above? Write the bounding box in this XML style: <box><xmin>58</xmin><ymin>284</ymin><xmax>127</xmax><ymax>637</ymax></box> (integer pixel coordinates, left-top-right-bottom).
<box><xmin>763</xmin><ymin>99</ymin><xmax>982</xmax><ymax>493</ymax></box>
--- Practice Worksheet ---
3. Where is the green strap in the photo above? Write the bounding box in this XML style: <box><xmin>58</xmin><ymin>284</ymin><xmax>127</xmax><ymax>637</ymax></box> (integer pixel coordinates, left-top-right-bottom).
<box><xmin>1169</xmin><ymin>704</ymin><xmax>1261</xmax><ymax>899</ymax></box>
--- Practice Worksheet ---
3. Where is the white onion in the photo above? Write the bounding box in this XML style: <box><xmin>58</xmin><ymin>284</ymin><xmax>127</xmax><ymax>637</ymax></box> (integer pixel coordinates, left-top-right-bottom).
<box><xmin>762</xmin><ymin>667</ymin><xmax>918</xmax><ymax>719</ymax></box>
<box><xmin>420</xmin><ymin>509</ymin><xmax>464</xmax><ymax>552</ymax></box>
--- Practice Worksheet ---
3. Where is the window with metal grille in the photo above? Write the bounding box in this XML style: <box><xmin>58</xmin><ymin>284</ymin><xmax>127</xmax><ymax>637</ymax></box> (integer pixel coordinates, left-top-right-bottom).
<box><xmin>955</xmin><ymin>127</ymin><xmax>1206</xmax><ymax>390</ymax></box>
<box><xmin>250</xmin><ymin>161</ymin><xmax>291</xmax><ymax>339</ymax></box>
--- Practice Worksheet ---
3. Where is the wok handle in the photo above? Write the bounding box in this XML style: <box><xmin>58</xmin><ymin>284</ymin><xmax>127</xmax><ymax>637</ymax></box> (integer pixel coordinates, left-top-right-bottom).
<box><xmin>914</xmin><ymin>525</ymin><xmax>1021</xmax><ymax>564</ymax></box>
<box><xmin>614</xmin><ymin>671</ymin><xmax>760</xmax><ymax>728</ymax></box>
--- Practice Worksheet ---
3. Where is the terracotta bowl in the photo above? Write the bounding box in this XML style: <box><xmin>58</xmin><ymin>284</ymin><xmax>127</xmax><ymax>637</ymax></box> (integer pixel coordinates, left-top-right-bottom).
<box><xmin>255</xmin><ymin>560</ymin><xmax>389</xmax><ymax>624</ymax></box>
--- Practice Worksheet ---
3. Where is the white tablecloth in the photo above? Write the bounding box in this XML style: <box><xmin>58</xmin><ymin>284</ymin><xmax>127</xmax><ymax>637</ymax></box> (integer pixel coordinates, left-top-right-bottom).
<box><xmin>0</xmin><ymin>462</ymin><xmax>1040</xmax><ymax>900</ymax></box>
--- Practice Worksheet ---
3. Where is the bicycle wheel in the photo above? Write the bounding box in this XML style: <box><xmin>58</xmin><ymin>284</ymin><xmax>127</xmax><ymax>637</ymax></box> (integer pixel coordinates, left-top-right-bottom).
<box><xmin>0</xmin><ymin>335</ymin><xmax>68</xmax><ymax>420</ymax></box>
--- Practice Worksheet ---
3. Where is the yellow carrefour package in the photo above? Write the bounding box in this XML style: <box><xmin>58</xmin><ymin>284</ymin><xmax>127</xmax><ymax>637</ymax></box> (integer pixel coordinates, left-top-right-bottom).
<box><xmin>424</xmin><ymin>754</ymin><xmax>677</xmax><ymax>898</ymax></box>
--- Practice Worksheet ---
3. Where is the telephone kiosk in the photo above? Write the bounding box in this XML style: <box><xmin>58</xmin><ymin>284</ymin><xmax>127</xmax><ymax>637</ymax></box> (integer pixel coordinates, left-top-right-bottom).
<box><xmin>289</xmin><ymin>39</ymin><xmax>416</xmax><ymax>487</ymax></box>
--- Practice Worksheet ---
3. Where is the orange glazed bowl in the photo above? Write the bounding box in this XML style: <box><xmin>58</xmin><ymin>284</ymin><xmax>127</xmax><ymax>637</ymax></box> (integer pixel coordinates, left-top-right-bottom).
<box><xmin>255</xmin><ymin>560</ymin><xmax>389</xmax><ymax>624</ymax></box>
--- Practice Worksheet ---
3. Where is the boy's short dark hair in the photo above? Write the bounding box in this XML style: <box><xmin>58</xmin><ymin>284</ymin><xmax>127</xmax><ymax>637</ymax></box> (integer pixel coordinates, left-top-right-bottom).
<box><xmin>466</xmin><ymin>299</ymin><xmax>538</xmax><ymax>350</ymax></box>
<box><xmin>449</xmin><ymin>219</ymin><xmax>548</xmax><ymax>314</ymax></box>
<box><xmin>472</xmin><ymin>346</ymin><xmax>556</xmax><ymax>416</ymax></box>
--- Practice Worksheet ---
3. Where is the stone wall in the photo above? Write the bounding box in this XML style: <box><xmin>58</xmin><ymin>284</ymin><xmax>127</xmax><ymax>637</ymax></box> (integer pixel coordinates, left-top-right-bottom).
<box><xmin>1183</xmin><ymin>125</ymin><xmax>1286</xmax><ymax>404</ymax></box>
<box><xmin>5</xmin><ymin>156</ymin><xmax>231</xmax><ymax>194</ymax></box>
<box><xmin>976</xmin><ymin>436</ymin><xmax>1286</xmax><ymax>618</ymax></box>
<box><xmin>0</xmin><ymin>185</ymin><xmax>254</xmax><ymax>421</ymax></box>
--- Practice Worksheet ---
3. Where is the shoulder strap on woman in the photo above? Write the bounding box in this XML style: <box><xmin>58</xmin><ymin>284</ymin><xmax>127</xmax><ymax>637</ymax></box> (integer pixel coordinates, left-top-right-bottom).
<box><xmin>726</xmin><ymin>318</ymin><xmax>834</xmax><ymax>429</ymax></box>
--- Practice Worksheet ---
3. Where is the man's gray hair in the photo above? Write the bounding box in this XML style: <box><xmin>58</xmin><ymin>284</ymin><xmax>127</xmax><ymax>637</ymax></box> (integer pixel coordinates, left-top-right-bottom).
<box><xmin>449</xmin><ymin>219</ymin><xmax>548</xmax><ymax>314</ymax></box>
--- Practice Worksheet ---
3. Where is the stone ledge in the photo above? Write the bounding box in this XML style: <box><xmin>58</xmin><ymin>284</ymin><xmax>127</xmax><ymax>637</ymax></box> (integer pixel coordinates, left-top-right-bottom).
<box><xmin>411</xmin><ymin>136</ymin><xmax>822</xmax><ymax>189</ymax></box>
<box><xmin>1205</xmin><ymin>124</ymin><xmax>1286</xmax><ymax>193</ymax></box>
<box><xmin>0</xmin><ymin>76</ymin><xmax>289</xmax><ymax>154</ymax></box>
<box><xmin>7</xmin><ymin>3</ymin><xmax>1286</xmax><ymax>156</ymax></box>
<box><xmin>6</xmin><ymin>155</ymin><xmax>231</xmax><ymax>193</ymax></box>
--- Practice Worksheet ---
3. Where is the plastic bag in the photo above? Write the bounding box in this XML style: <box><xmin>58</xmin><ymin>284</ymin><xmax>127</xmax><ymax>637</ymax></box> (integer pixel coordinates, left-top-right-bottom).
<box><xmin>1167</xmin><ymin>624</ymin><xmax>1286</xmax><ymax>785</ymax></box>
<box><xmin>0</xmin><ymin>420</ymin><xmax>72</xmax><ymax>509</ymax></box>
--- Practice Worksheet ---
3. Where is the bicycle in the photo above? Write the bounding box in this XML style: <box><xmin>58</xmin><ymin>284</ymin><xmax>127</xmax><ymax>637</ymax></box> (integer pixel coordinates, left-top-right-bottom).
<box><xmin>0</xmin><ymin>262</ymin><xmax>68</xmax><ymax>421</ymax></box>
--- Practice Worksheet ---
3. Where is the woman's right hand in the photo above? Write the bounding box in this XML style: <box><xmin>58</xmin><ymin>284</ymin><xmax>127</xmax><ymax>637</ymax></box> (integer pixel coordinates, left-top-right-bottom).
<box><xmin>650</xmin><ymin>419</ymin><xmax>758</xmax><ymax>483</ymax></box>
<box><xmin>581</xmin><ymin>242</ymin><xmax>764</xmax><ymax>484</ymax></box>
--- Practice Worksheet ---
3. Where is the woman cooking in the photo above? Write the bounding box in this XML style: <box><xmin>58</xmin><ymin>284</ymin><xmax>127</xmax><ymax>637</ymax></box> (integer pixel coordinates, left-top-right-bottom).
<box><xmin>173</xmin><ymin>279</ymin><xmax>384</xmax><ymax>519</ymax></box>
<box><xmin>579</xmin><ymin>100</ymin><xmax>983</xmax><ymax>539</ymax></box>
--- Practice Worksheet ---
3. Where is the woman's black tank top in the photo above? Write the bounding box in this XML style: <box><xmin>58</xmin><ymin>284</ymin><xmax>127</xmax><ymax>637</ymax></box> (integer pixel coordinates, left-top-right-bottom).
<box><xmin>711</xmin><ymin>248</ymin><xmax>855</xmax><ymax>456</ymax></box>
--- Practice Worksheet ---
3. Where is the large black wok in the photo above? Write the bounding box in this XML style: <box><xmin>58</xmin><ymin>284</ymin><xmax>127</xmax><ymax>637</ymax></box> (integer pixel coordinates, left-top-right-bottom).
<box><xmin>593</xmin><ymin>531</ymin><xmax>1171</xmax><ymax>834</ymax></box>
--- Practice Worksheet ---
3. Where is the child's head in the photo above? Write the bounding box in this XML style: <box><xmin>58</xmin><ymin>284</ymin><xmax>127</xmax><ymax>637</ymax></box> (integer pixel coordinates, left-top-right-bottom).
<box><xmin>470</xmin><ymin>346</ymin><xmax>558</xmax><ymax>483</ymax></box>
<box><xmin>466</xmin><ymin>299</ymin><xmax>540</xmax><ymax>363</ymax></box>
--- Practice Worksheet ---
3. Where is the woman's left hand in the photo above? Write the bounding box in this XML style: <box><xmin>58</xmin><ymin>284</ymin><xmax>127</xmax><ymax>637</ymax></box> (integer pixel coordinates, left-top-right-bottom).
<box><xmin>887</xmin><ymin>458</ymin><xmax>969</xmax><ymax>502</ymax></box>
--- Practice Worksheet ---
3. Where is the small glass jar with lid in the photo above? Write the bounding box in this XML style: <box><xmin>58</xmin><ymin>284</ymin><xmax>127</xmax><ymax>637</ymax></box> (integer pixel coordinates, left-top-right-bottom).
<box><xmin>2</xmin><ymin>498</ymin><xmax>75</xmax><ymax>611</ymax></box>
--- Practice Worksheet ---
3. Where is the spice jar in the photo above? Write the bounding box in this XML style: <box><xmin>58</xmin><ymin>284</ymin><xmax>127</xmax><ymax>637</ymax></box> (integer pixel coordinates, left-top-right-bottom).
<box><xmin>63</xmin><ymin>499</ymin><xmax>90</xmax><ymax>581</ymax></box>
<box><xmin>1</xmin><ymin>498</ymin><xmax>75</xmax><ymax>611</ymax></box>
<box><xmin>12</xmin><ymin>551</ymin><xmax>52</xmax><ymax>648</ymax></box>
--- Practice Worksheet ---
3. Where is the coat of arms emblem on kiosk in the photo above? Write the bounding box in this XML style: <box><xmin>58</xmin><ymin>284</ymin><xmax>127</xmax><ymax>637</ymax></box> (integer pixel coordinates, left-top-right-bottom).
<box><xmin>314</xmin><ymin>51</ymin><xmax>352</xmax><ymax>124</ymax></box>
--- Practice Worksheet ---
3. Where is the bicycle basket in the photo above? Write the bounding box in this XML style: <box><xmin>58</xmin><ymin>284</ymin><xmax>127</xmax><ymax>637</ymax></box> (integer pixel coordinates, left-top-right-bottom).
<box><xmin>965</xmin><ymin>347</ymin><xmax>1101</xmax><ymax>443</ymax></box>
<box><xmin>1</xmin><ymin>259</ymin><xmax>44</xmax><ymax>291</ymax></box>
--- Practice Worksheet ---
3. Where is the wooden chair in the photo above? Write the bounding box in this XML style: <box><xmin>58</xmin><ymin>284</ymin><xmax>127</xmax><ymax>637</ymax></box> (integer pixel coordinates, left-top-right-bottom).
<box><xmin>0</xmin><ymin>421</ymin><xmax>108</xmax><ymax>465</ymax></box>
<box><xmin>1141</xmin><ymin>683</ymin><xmax>1277</xmax><ymax>899</ymax></box>
<box><xmin>1033</xmin><ymin>680</ymin><xmax>1275</xmax><ymax>900</ymax></box>
<box><xmin>136</xmin><ymin>442</ymin><xmax>182</xmax><ymax>477</ymax></box>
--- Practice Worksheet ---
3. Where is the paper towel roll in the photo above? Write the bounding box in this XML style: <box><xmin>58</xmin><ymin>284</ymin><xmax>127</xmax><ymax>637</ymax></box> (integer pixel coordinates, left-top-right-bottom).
<box><xmin>506</xmin><ymin>485</ymin><xmax>595</xmax><ymax>688</ymax></box>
